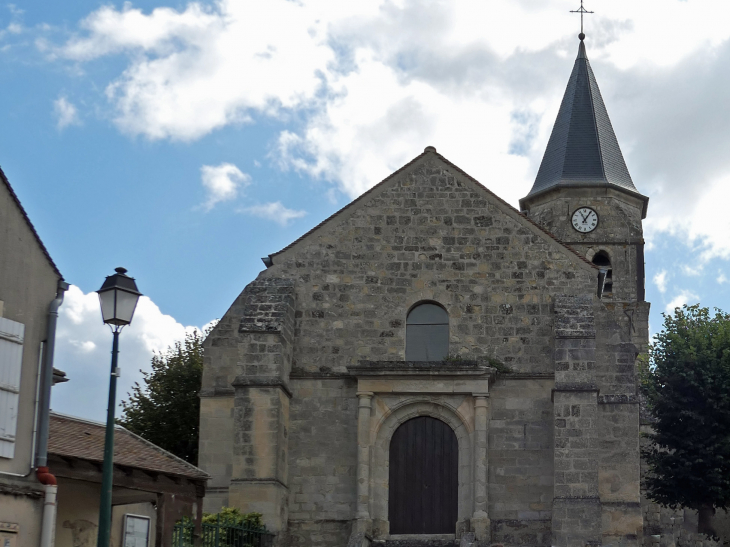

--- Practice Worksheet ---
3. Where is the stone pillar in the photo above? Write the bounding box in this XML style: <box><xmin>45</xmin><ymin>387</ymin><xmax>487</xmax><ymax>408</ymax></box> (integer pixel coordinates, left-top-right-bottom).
<box><xmin>355</xmin><ymin>392</ymin><xmax>373</xmax><ymax>531</ymax></box>
<box><xmin>206</xmin><ymin>277</ymin><xmax>296</xmax><ymax>544</ymax></box>
<box><xmin>229</xmin><ymin>380</ymin><xmax>291</xmax><ymax>536</ymax></box>
<box><xmin>552</xmin><ymin>295</ymin><xmax>601</xmax><ymax>547</ymax></box>
<box><xmin>472</xmin><ymin>394</ymin><xmax>490</xmax><ymax>542</ymax></box>
<box><xmin>595</xmin><ymin>303</ymin><xmax>648</xmax><ymax>547</ymax></box>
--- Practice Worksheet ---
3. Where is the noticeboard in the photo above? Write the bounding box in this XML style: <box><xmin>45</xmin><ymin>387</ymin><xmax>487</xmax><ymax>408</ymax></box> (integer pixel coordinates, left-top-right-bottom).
<box><xmin>122</xmin><ymin>514</ymin><xmax>151</xmax><ymax>547</ymax></box>
<box><xmin>0</xmin><ymin>523</ymin><xmax>19</xmax><ymax>547</ymax></box>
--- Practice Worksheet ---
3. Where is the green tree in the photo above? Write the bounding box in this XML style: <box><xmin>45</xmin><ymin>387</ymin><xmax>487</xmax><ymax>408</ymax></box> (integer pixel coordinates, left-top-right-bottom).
<box><xmin>119</xmin><ymin>330</ymin><xmax>205</xmax><ymax>465</ymax></box>
<box><xmin>203</xmin><ymin>507</ymin><xmax>264</xmax><ymax>528</ymax></box>
<box><xmin>641</xmin><ymin>304</ymin><xmax>730</xmax><ymax>535</ymax></box>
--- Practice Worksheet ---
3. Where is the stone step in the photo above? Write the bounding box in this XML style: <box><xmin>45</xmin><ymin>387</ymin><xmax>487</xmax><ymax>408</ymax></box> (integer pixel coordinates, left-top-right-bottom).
<box><xmin>381</xmin><ymin>542</ymin><xmax>459</xmax><ymax>547</ymax></box>
<box><xmin>378</xmin><ymin>535</ymin><xmax>462</xmax><ymax>547</ymax></box>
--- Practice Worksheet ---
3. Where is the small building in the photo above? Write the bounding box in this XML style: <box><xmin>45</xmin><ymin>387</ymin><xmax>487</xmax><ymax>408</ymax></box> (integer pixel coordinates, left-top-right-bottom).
<box><xmin>48</xmin><ymin>412</ymin><xmax>209</xmax><ymax>547</ymax></box>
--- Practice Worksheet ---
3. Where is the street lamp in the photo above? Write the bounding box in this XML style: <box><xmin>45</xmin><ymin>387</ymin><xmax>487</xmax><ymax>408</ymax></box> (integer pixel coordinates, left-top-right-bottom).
<box><xmin>96</xmin><ymin>267</ymin><xmax>141</xmax><ymax>547</ymax></box>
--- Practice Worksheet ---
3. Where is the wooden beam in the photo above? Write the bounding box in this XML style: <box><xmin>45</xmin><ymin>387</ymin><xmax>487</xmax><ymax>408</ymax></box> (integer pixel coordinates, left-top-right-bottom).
<box><xmin>48</xmin><ymin>455</ymin><xmax>205</xmax><ymax>497</ymax></box>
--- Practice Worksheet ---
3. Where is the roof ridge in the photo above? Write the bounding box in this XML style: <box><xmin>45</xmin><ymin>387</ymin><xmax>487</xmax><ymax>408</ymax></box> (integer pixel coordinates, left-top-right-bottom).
<box><xmin>271</xmin><ymin>149</ymin><xmax>431</xmax><ymax>258</ymax></box>
<box><xmin>117</xmin><ymin>425</ymin><xmax>210</xmax><ymax>478</ymax></box>
<box><xmin>0</xmin><ymin>165</ymin><xmax>63</xmax><ymax>279</ymax></box>
<box><xmin>431</xmin><ymin>152</ymin><xmax>597</xmax><ymax>269</ymax></box>
<box><xmin>584</xmin><ymin>56</ymin><xmax>607</xmax><ymax>180</ymax></box>
<box><xmin>49</xmin><ymin>412</ymin><xmax>209</xmax><ymax>479</ymax></box>
<box><xmin>50</xmin><ymin>410</ymin><xmax>105</xmax><ymax>427</ymax></box>
<box><xmin>270</xmin><ymin>148</ymin><xmax>595</xmax><ymax>270</ymax></box>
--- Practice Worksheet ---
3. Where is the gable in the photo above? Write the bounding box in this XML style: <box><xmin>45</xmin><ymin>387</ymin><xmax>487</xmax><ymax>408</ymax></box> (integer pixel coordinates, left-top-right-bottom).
<box><xmin>270</xmin><ymin>148</ymin><xmax>595</xmax><ymax>275</ymax></box>
<box><xmin>248</xmin><ymin>151</ymin><xmax>599</xmax><ymax>374</ymax></box>
<box><xmin>0</xmin><ymin>166</ymin><xmax>62</xmax><ymax>279</ymax></box>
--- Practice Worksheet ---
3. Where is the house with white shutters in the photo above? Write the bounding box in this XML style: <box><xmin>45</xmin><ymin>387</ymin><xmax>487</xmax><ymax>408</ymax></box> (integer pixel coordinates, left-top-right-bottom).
<box><xmin>0</xmin><ymin>166</ymin><xmax>67</xmax><ymax>547</ymax></box>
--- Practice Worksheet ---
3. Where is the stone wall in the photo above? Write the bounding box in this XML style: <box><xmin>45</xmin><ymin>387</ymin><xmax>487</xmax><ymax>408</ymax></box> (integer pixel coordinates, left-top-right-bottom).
<box><xmin>198</xmin><ymin>153</ymin><xmax>645</xmax><ymax>546</ymax></box>
<box><xmin>525</xmin><ymin>187</ymin><xmax>645</xmax><ymax>303</ymax></box>
<box><xmin>491</xmin><ymin>518</ymin><xmax>552</xmax><ymax>546</ymax></box>
<box><xmin>287</xmin><ymin>378</ymin><xmax>358</xmax><ymax>530</ymax></box>
<box><xmin>272</xmin><ymin>157</ymin><xmax>597</xmax><ymax>374</ymax></box>
<box><xmin>489</xmin><ymin>377</ymin><xmax>554</xmax><ymax>527</ymax></box>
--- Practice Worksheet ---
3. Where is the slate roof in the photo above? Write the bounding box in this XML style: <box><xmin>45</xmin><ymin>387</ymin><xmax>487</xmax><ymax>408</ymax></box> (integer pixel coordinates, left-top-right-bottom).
<box><xmin>522</xmin><ymin>38</ymin><xmax>641</xmax><ymax>203</ymax></box>
<box><xmin>0</xmin><ymin>165</ymin><xmax>63</xmax><ymax>279</ymax></box>
<box><xmin>48</xmin><ymin>412</ymin><xmax>209</xmax><ymax>480</ymax></box>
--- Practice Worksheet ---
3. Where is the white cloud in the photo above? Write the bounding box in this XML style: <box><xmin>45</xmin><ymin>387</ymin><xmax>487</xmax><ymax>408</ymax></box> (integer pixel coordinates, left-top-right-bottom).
<box><xmin>681</xmin><ymin>264</ymin><xmax>704</xmax><ymax>277</ymax></box>
<box><xmin>53</xmin><ymin>285</ymin><xmax>209</xmax><ymax>422</ymax></box>
<box><xmin>57</xmin><ymin>1</ymin><xmax>338</xmax><ymax>140</ymax></box>
<box><xmin>53</xmin><ymin>97</ymin><xmax>80</xmax><ymax>130</ymax></box>
<box><xmin>200</xmin><ymin>162</ymin><xmax>250</xmax><ymax>211</ymax></box>
<box><xmin>241</xmin><ymin>201</ymin><xmax>306</xmax><ymax>226</ymax></box>
<box><xmin>718</xmin><ymin>272</ymin><xmax>728</xmax><ymax>285</ymax></box>
<box><xmin>653</xmin><ymin>270</ymin><xmax>668</xmax><ymax>293</ymax></box>
<box><xmin>664</xmin><ymin>290</ymin><xmax>700</xmax><ymax>314</ymax></box>
<box><xmin>48</xmin><ymin>0</ymin><xmax>730</xmax><ymax>256</ymax></box>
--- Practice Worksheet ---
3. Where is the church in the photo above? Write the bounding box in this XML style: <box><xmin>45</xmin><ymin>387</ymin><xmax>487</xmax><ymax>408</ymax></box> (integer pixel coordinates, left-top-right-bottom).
<box><xmin>198</xmin><ymin>34</ymin><xmax>649</xmax><ymax>547</ymax></box>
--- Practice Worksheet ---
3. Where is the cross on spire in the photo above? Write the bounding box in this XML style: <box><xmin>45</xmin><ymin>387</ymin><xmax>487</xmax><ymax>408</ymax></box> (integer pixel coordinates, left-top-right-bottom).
<box><xmin>570</xmin><ymin>0</ymin><xmax>594</xmax><ymax>38</ymax></box>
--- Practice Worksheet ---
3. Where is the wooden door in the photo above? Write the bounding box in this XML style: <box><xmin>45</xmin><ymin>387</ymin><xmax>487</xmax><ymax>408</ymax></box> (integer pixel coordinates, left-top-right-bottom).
<box><xmin>388</xmin><ymin>416</ymin><xmax>458</xmax><ymax>534</ymax></box>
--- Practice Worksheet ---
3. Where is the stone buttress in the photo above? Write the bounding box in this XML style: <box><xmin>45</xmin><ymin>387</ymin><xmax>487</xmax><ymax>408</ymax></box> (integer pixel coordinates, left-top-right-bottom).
<box><xmin>199</xmin><ymin>278</ymin><xmax>296</xmax><ymax>535</ymax></box>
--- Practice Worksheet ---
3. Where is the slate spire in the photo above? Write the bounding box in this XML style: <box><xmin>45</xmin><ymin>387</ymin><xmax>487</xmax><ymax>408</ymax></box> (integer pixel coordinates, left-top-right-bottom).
<box><xmin>522</xmin><ymin>36</ymin><xmax>640</xmax><ymax>202</ymax></box>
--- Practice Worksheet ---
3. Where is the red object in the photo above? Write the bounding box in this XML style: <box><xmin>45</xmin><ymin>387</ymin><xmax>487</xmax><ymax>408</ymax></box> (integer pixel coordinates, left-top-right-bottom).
<box><xmin>37</xmin><ymin>466</ymin><xmax>57</xmax><ymax>486</ymax></box>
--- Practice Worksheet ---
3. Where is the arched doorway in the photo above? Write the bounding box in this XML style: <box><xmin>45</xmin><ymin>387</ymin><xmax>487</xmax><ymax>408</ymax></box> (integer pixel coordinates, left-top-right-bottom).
<box><xmin>388</xmin><ymin>416</ymin><xmax>458</xmax><ymax>534</ymax></box>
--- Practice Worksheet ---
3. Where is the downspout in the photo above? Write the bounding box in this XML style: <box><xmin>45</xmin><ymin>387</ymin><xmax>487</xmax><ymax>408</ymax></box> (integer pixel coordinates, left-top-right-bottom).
<box><xmin>36</xmin><ymin>279</ymin><xmax>68</xmax><ymax>547</ymax></box>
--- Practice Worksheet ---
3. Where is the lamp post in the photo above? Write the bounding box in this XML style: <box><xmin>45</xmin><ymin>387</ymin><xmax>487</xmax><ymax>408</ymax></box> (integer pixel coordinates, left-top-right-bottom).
<box><xmin>96</xmin><ymin>267</ymin><xmax>141</xmax><ymax>547</ymax></box>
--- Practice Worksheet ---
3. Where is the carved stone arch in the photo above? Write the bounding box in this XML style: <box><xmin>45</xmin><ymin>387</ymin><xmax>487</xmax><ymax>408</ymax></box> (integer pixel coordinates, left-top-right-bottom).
<box><xmin>369</xmin><ymin>398</ymin><xmax>473</xmax><ymax>538</ymax></box>
<box><xmin>585</xmin><ymin>247</ymin><xmax>613</xmax><ymax>263</ymax></box>
<box><xmin>404</xmin><ymin>293</ymin><xmax>453</xmax><ymax>319</ymax></box>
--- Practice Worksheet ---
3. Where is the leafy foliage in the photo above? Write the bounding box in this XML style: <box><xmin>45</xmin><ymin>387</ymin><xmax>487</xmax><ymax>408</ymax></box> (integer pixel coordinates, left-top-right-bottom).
<box><xmin>442</xmin><ymin>354</ymin><xmax>468</xmax><ymax>363</ymax></box>
<box><xmin>641</xmin><ymin>305</ymin><xmax>730</xmax><ymax>513</ymax></box>
<box><xmin>119</xmin><ymin>330</ymin><xmax>205</xmax><ymax>465</ymax></box>
<box><xmin>203</xmin><ymin>507</ymin><xmax>265</xmax><ymax>529</ymax></box>
<box><xmin>486</xmin><ymin>357</ymin><xmax>513</xmax><ymax>374</ymax></box>
<box><xmin>173</xmin><ymin>509</ymin><xmax>269</xmax><ymax>547</ymax></box>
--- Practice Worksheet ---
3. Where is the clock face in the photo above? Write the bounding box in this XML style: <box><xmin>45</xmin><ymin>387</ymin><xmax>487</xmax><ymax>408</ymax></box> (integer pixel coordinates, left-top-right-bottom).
<box><xmin>572</xmin><ymin>207</ymin><xmax>599</xmax><ymax>233</ymax></box>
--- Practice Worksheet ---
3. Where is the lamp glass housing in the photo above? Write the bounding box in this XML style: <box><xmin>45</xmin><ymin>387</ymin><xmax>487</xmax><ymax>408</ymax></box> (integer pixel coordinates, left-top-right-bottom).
<box><xmin>97</xmin><ymin>268</ymin><xmax>142</xmax><ymax>326</ymax></box>
<box><xmin>98</xmin><ymin>289</ymin><xmax>139</xmax><ymax>326</ymax></box>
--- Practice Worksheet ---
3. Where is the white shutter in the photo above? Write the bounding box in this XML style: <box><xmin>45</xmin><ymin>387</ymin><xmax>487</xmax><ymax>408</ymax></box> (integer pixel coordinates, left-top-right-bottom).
<box><xmin>0</xmin><ymin>317</ymin><xmax>25</xmax><ymax>459</ymax></box>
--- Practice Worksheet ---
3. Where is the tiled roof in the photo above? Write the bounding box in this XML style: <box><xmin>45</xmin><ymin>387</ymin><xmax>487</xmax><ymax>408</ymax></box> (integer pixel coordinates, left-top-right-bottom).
<box><xmin>524</xmin><ymin>38</ymin><xmax>641</xmax><ymax>201</ymax></box>
<box><xmin>48</xmin><ymin>412</ymin><xmax>209</xmax><ymax>480</ymax></box>
<box><xmin>0</xmin><ymin>165</ymin><xmax>63</xmax><ymax>279</ymax></box>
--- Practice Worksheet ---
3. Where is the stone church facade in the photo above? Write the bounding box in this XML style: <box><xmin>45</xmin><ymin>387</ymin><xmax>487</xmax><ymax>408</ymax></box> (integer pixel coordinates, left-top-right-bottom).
<box><xmin>199</xmin><ymin>37</ymin><xmax>650</xmax><ymax>547</ymax></box>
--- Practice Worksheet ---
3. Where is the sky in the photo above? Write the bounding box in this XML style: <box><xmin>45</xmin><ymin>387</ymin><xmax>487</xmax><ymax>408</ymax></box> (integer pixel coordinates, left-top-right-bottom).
<box><xmin>3</xmin><ymin>0</ymin><xmax>730</xmax><ymax>422</ymax></box>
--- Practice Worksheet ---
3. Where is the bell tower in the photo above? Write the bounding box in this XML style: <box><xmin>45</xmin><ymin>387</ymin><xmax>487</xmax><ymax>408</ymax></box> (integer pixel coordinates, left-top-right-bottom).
<box><xmin>519</xmin><ymin>34</ymin><xmax>649</xmax><ymax>303</ymax></box>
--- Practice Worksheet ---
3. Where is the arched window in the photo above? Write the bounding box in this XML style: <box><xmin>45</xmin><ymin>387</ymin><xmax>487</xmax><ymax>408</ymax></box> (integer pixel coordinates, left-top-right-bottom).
<box><xmin>592</xmin><ymin>251</ymin><xmax>613</xmax><ymax>295</ymax></box>
<box><xmin>406</xmin><ymin>302</ymin><xmax>449</xmax><ymax>361</ymax></box>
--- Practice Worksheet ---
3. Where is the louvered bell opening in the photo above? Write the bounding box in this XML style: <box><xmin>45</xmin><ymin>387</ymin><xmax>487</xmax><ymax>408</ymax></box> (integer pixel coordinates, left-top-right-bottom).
<box><xmin>592</xmin><ymin>252</ymin><xmax>613</xmax><ymax>296</ymax></box>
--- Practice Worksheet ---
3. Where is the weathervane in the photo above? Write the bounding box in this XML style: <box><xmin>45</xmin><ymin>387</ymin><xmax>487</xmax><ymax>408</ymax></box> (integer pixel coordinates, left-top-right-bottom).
<box><xmin>570</xmin><ymin>0</ymin><xmax>594</xmax><ymax>38</ymax></box>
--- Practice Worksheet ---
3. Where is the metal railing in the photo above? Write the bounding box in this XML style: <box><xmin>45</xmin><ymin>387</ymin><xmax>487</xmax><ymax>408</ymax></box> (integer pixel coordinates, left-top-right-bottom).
<box><xmin>172</xmin><ymin>517</ymin><xmax>274</xmax><ymax>547</ymax></box>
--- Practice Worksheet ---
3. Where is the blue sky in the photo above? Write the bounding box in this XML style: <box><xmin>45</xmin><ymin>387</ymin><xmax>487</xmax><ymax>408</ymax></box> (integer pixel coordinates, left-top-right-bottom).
<box><xmin>4</xmin><ymin>0</ymin><xmax>729</xmax><ymax>421</ymax></box>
